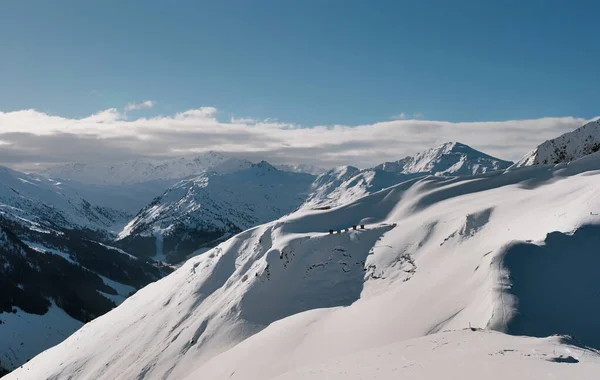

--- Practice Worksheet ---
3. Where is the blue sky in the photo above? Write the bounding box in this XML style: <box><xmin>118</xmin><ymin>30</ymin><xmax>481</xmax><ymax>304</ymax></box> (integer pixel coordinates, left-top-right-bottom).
<box><xmin>0</xmin><ymin>1</ymin><xmax>597</xmax><ymax>168</ymax></box>
<box><xmin>1</xmin><ymin>0</ymin><xmax>598</xmax><ymax>125</ymax></box>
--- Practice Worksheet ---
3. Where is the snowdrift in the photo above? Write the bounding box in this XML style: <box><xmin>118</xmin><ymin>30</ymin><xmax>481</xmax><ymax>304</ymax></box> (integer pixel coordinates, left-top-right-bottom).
<box><xmin>6</xmin><ymin>152</ymin><xmax>600</xmax><ymax>380</ymax></box>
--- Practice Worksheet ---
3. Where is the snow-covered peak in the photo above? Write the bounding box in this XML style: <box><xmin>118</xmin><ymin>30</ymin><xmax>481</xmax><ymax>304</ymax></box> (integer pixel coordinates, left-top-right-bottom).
<box><xmin>512</xmin><ymin>120</ymin><xmax>600</xmax><ymax>168</ymax></box>
<box><xmin>304</xmin><ymin>143</ymin><xmax>511</xmax><ymax>210</ymax></box>
<box><xmin>375</xmin><ymin>141</ymin><xmax>513</xmax><ymax>176</ymax></box>
<box><xmin>37</xmin><ymin>152</ymin><xmax>253</xmax><ymax>185</ymax></box>
<box><xmin>117</xmin><ymin>166</ymin><xmax>316</xmax><ymax>261</ymax></box>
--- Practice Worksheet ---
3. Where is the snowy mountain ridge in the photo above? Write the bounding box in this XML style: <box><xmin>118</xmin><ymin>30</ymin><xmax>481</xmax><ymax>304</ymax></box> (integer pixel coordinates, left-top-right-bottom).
<box><xmin>512</xmin><ymin>119</ymin><xmax>600</xmax><ymax>167</ymax></box>
<box><xmin>304</xmin><ymin>142</ymin><xmax>513</xmax><ymax>209</ymax></box>
<box><xmin>0</xmin><ymin>166</ymin><xmax>129</xmax><ymax>232</ymax></box>
<box><xmin>375</xmin><ymin>141</ymin><xmax>513</xmax><ymax>176</ymax></box>
<box><xmin>114</xmin><ymin>142</ymin><xmax>511</xmax><ymax>260</ymax></box>
<box><xmin>8</xmin><ymin>148</ymin><xmax>600</xmax><ymax>380</ymax></box>
<box><xmin>117</xmin><ymin>162</ymin><xmax>316</xmax><ymax>262</ymax></box>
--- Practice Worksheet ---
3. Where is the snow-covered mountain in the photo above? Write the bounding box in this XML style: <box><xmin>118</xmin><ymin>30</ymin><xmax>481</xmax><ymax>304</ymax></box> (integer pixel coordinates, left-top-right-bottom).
<box><xmin>8</xmin><ymin>148</ymin><xmax>600</xmax><ymax>380</ymax></box>
<box><xmin>39</xmin><ymin>151</ymin><xmax>253</xmax><ymax>185</ymax></box>
<box><xmin>0</xmin><ymin>166</ymin><xmax>173</xmax><ymax>373</ymax></box>
<box><xmin>117</xmin><ymin>162</ymin><xmax>316</xmax><ymax>262</ymax></box>
<box><xmin>0</xmin><ymin>167</ymin><xmax>129</xmax><ymax>232</ymax></box>
<box><xmin>375</xmin><ymin>142</ymin><xmax>513</xmax><ymax>176</ymax></box>
<box><xmin>512</xmin><ymin>119</ymin><xmax>600</xmax><ymax>167</ymax></box>
<box><xmin>304</xmin><ymin>142</ymin><xmax>512</xmax><ymax>209</ymax></box>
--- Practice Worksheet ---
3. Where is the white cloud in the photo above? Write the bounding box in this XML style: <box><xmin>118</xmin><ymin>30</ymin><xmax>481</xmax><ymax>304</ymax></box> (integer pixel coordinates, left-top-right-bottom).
<box><xmin>413</xmin><ymin>112</ymin><xmax>424</xmax><ymax>119</ymax></box>
<box><xmin>0</xmin><ymin>106</ymin><xmax>594</xmax><ymax>169</ymax></box>
<box><xmin>88</xmin><ymin>90</ymin><xmax>103</xmax><ymax>97</ymax></box>
<box><xmin>124</xmin><ymin>100</ymin><xmax>156</xmax><ymax>112</ymax></box>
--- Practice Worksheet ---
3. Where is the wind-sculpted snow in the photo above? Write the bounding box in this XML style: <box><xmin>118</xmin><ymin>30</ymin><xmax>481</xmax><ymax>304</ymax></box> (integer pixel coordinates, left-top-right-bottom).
<box><xmin>490</xmin><ymin>224</ymin><xmax>600</xmax><ymax>349</ymax></box>
<box><xmin>8</xmin><ymin>149</ymin><xmax>600</xmax><ymax>380</ymax></box>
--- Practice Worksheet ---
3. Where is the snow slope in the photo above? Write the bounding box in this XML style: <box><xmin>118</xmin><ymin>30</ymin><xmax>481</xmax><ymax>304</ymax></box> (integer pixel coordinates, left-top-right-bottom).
<box><xmin>0</xmin><ymin>304</ymin><xmax>83</xmax><ymax>374</ymax></box>
<box><xmin>197</xmin><ymin>329</ymin><xmax>600</xmax><ymax>380</ymax></box>
<box><xmin>512</xmin><ymin>119</ymin><xmax>600</xmax><ymax>167</ymax></box>
<box><xmin>8</xmin><ymin>150</ymin><xmax>600</xmax><ymax>380</ymax></box>
<box><xmin>303</xmin><ymin>166</ymin><xmax>419</xmax><ymax>209</ymax></box>
<box><xmin>117</xmin><ymin>162</ymin><xmax>316</xmax><ymax>261</ymax></box>
<box><xmin>39</xmin><ymin>151</ymin><xmax>253</xmax><ymax>185</ymax></box>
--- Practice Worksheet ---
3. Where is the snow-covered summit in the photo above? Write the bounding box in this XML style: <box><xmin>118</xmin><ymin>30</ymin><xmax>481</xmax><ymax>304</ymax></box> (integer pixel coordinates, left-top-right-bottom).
<box><xmin>38</xmin><ymin>151</ymin><xmax>253</xmax><ymax>185</ymax></box>
<box><xmin>304</xmin><ymin>142</ymin><xmax>512</xmax><ymax>209</ymax></box>
<box><xmin>376</xmin><ymin>141</ymin><xmax>513</xmax><ymax>176</ymax></box>
<box><xmin>117</xmin><ymin>163</ymin><xmax>315</xmax><ymax>261</ymax></box>
<box><xmin>512</xmin><ymin>120</ymin><xmax>600</xmax><ymax>168</ymax></box>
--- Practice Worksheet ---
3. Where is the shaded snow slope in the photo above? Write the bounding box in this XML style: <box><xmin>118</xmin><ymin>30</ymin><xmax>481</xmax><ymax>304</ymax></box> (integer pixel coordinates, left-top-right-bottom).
<box><xmin>512</xmin><ymin>119</ymin><xmax>600</xmax><ymax>167</ymax></box>
<box><xmin>117</xmin><ymin>162</ymin><xmax>316</xmax><ymax>261</ymax></box>
<box><xmin>303</xmin><ymin>166</ymin><xmax>420</xmax><ymax>209</ymax></box>
<box><xmin>0</xmin><ymin>304</ymin><xmax>83</xmax><ymax>373</ymax></box>
<box><xmin>493</xmin><ymin>225</ymin><xmax>600</xmax><ymax>349</ymax></box>
<box><xmin>0</xmin><ymin>224</ymin><xmax>117</xmax><ymax>372</ymax></box>
<box><xmin>39</xmin><ymin>151</ymin><xmax>253</xmax><ymax>185</ymax></box>
<box><xmin>9</xmin><ymin>151</ymin><xmax>600</xmax><ymax>380</ymax></box>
